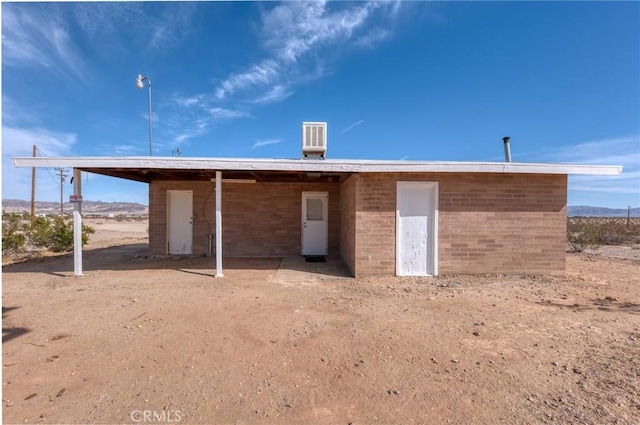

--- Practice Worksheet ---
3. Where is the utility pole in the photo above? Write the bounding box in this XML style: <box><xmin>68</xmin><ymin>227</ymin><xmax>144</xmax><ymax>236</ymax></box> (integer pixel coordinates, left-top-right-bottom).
<box><xmin>31</xmin><ymin>145</ymin><xmax>37</xmax><ymax>223</ymax></box>
<box><xmin>55</xmin><ymin>168</ymin><xmax>69</xmax><ymax>215</ymax></box>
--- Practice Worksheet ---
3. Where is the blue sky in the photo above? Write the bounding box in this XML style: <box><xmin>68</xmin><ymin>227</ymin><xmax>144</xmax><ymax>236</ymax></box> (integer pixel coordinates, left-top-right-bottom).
<box><xmin>2</xmin><ymin>1</ymin><xmax>639</xmax><ymax>208</ymax></box>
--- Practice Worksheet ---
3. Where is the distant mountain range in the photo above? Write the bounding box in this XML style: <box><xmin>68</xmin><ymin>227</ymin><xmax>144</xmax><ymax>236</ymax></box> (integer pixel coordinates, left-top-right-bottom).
<box><xmin>567</xmin><ymin>206</ymin><xmax>639</xmax><ymax>217</ymax></box>
<box><xmin>1</xmin><ymin>199</ymin><xmax>637</xmax><ymax>218</ymax></box>
<box><xmin>2</xmin><ymin>199</ymin><xmax>148</xmax><ymax>215</ymax></box>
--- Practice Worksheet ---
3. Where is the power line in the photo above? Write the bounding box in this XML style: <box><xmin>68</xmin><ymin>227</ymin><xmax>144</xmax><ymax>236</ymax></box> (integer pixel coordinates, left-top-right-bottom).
<box><xmin>44</xmin><ymin>168</ymin><xmax>61</xmax><ymax>186</ymax></box>
<box><xmin>35</xmin><ymin>147</ymin><xmax>65</xmax><ymax>186</ymax></box>
<box><xmin>35</xmin><ymin>147</ymin><xmax>50</xmax><ymax>157</ymax></box>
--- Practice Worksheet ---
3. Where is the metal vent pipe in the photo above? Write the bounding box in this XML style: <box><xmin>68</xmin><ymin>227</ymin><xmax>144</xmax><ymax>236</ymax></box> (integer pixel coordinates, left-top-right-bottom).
<box><xmin>503</xmin><ymin>136</ymin><xmax>512</xmax><ymax>162</ymax></box>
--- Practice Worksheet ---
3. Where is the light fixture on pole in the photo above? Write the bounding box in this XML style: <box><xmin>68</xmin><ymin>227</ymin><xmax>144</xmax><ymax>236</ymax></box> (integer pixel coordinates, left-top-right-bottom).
<box><xmin>136</xmin><ymin>74</ymin><xmax>153</xmax><ymax>156</ymax></box>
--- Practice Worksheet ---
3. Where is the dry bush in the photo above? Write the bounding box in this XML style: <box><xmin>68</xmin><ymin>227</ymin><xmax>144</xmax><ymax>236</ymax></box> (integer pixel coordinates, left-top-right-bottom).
<box><xmin>2</xmin><ymin>213</ymin><xmax>95</xmax><ymax>254</ymax></box>
<box><xmin>567</xmin><ymin>220</ymin><xmax>600</xmax><ymax>252</ymax></box>
<box><xmin>568</xmin><ymin>217</ymin><xmax>640</xmax><ymax>250</ymax></box>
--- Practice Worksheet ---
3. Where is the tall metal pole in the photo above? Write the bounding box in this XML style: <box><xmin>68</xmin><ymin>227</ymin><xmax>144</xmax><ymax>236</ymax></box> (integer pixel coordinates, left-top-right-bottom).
<box><xmin>147</xmin><ymin>79</ymin><xmax>153</xmax><ymax>156</ymax></box>
<box><xmin>31</xmin><ymin>145</ymin><xmax>36</xmax><ymax>223</ymax></box>
<box><xmin>136</xmin><ymin>74</ymin><xmax>153</xmax><ymax>156</ymax></box>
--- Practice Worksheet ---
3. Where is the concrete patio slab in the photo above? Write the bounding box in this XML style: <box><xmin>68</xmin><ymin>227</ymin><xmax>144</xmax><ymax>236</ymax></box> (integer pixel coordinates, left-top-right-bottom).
<box><xmin>273</xmin><ymin>256</ymin><xmax>352</xmax><ymax>284</ymax></box>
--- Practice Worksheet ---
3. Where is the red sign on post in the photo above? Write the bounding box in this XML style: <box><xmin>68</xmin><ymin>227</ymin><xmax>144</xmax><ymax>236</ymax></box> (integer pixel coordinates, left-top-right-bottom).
<box><xmin>69</xmin><ymin>194</ymin><xmax>83</xmax><ymax>203</ymax></box>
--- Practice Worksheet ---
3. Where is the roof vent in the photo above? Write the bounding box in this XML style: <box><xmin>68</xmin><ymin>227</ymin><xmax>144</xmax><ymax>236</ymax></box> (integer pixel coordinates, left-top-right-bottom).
<box><xmin>503</xmin><ymin>136</ymin><xmax>512</xmax><ymax>162</ymax></box>
<box><xmin>302</xmin><ymin>122</ymin><xmax>327</xmax><ymax>159</ymax></box>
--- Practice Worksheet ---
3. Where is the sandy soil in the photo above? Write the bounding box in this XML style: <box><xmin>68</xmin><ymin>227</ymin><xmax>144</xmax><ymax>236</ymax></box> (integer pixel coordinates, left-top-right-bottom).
<box><xmin>2</xmin><ymin>219</ymin><xmax>639</xmax><ymax>424</ymax></box>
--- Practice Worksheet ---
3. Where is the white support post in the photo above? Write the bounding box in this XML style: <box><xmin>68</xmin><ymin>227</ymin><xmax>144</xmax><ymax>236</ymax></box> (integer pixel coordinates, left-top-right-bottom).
<box><xmin>215</xmin><ymin>171</ymin><xmax>223</xmax><ymax>277</ymax></box>
<box><xmin>73</xmin><ymin>168</ymin><xmax>83</xmax><ymax>276</ymax></box>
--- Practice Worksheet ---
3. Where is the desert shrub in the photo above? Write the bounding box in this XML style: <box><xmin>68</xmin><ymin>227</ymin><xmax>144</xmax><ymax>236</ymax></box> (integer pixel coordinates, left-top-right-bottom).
<box><xmin>46</xmin><ymin>216</ymin><xmax>95</xmax><ymax>252</ymax></box>
<box><xmin>598</xmin><ymin>231</ymin><xmax>626</xmax><ymax>245</ymax></box>
<box><xmin>3</xmin><ymin>232</ymin><xmax>26</xmax><ymax>252</ymax></box>
<box><xmin>595</xmin><ymin>221</ymin><xmax>640</xmax><ymax>245</ymax></box>
<box><xmin>2</xmin><ymin>213</ymin><xmax>28</xmax><ymax>252</ymax></box>
<box><xmin>28</xmin><ymin>215</ymin><xmax>53</xmax><ymax>248</ymax></box>
<box><xmin>2</xmin><ymin>217</ymin><xmax>25</xmax><ymax>252</ymax></box>
<box><xmin>568</xmin><ymin>217</ymin><xmax>640</xmax><ymax>247</ymax></box>
<box><xmin>2</xmin><ymin>214</ymin><xmax>95</xmax><ymax>254</ymax></box>
<box><xmin>567</xmin><ymin>220</ymin><xmax>600</xmax><ymax>252</ymax></box>
<box><xmin>47</xmin><ymin>216</ymin><xmax>74</xmax><ymax>252</ymax></box>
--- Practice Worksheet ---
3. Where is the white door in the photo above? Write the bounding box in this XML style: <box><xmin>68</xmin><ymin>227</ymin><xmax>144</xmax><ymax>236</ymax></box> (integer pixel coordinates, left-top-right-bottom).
<box><xmin>167</xmin><ymin>190</ymin><xmax>193</xmax><ymax>255</ymax></box>
<box><xmin>396</xmin><ymin>182</ymin><xmax>438</xmax><ymax>276</ymax></box>
<box><xmin>302</xmin><ymin>192</ymin><xmax>328</xmax><ymax>256</ymax></box>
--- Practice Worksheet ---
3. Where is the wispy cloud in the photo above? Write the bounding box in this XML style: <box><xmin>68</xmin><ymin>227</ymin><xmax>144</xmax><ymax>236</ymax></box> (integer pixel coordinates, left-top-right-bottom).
<box><xmin>250</xmin><ymin>85</ymin><xmax>294</xmax><ymax>105</ymax></box>
<box><xmin>525</xmin><ymin>134</ymin><xmax>640</xmax><ymax>199</ymax></box>
<box><xmin>341</xmin><ymin>120</ymin><xmax>365</xmax><ymax>134</ymax></box>
<box><xmin>214</xmin><ymin>2</ymin><xmax>400</xmax><ymax>104</ymax></box>
<box><xmin>547</xmin><ymin>136</ymin><xmax>639</xmax><ymax>166</ymax></box>
<box><xmin>72</xmin><ymin>2</ymin><xmax>194</xmax><ymax>50</ymax></box>
<box><xmin>3</xmin><ymin>127</ymin><xmax>77</xmax><ymax>158</ymax></box>
<box><xmin>3</xmin><ymin>98</ymin><xmax>77</xmax><ymax>158</ymax></box>
<box><xmin>173</xmin><ymin>94</ymin><xmax>207</xmax><ymax>108</ymax></box>
<box><xmin>209</xmin><ymin>108</ymin><xmax>249</xmax><ymax>120</ymax></box>
<box><xmin>2</xmin><ymin>4</ymin><xmax>87</xmax><ymax>84</ymax></box>
<box><xmin>2</xmin><ymin>125</ymin><xmax>78</xmax><ymax>202</ymax></box>
<box><xmin>165</xmin><ymin>107</ymin><xmax>249</xmax><ymax>144</ymax></box>
<box><xmin>252</xmin><ymin>138</ymin><xmax>284</xmax><ymax>150</ymax></box>
<box><xmin>158</xmin><ymin>101</ymin><xmax>249</xmax><ymax>146</ymax></box>
<box><xmin>148</xmin><ymin>3</ymin><xmax>197</xmax><ymax>48</ymax></box>
<box><xmin>215</xmin><ymin>60</ymin><xmax>281</xmax><ymax>101</ymax></box>
<box><xmin>71</xmin><ymin>2</ymin><xmax>143</xmax><ymax>37</ymax></box>
<box><xmin>173</xmin><ymin>119</ymin><xmax>210</xmax><ymax>145</ymax></box>
<box><xmin>2</xmin><ymin>97</ymin><xmax>42</xmax><ymax>127</ymax></box>
<box><xmin>355</xmin><ymin>28</ymin><xmax>391</xmax><ymax>48</ymax></box>
<box><xmin>164</xmin><ymin>2</ymin><xmax>400</xmax><ymax>146</ymax></box>
<box><xmin>109</xmin><ymin>145</ymin><xmax>145</xmax><ymax>156</ymax></box>
<box><xmin>260</xmin><ymin>2</ymin><xmax>370</xmax><ymax>64</ymax></box>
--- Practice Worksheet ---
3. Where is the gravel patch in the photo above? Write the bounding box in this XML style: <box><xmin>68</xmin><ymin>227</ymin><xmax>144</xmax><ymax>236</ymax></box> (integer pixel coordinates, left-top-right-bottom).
<box><xmin>582</xmin><ymin>245</ymin><xmax>640</xmax><ymax>261</ymax></box>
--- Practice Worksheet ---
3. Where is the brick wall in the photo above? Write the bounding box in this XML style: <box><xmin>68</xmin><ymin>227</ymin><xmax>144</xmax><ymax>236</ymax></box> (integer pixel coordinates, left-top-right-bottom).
<box><xmin>354</xmin><ymin>174</ymin><xmax>396</xmax><ymax>276</ymax></box>
<box><xmin>150</xmin><ymin>172</ymin><xmax>568</xmax><ymax>277</ymax></box>
<box><xmin>339</xmin><ymin>175</ymin><xmax>357</xmax><ymax>275</ymax></box>
<box><xmin>353</xmin><ymin>173</ymin><xmax>567</xmax><ymax>276</ymax></box>
<box><xmin>149</xmin><ymin>180</ymin><xmax>340</xmax><ymax>257</ymax></box>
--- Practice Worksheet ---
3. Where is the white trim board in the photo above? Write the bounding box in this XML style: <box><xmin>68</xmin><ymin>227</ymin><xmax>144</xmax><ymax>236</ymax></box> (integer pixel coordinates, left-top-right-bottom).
<box><xmin>12</xmin><ymin>156</ymin><xmax>622</xmax><ymax>176</ymax></box>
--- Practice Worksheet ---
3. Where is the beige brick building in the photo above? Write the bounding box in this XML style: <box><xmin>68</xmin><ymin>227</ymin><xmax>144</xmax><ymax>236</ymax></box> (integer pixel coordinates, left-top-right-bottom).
<box><xmin>148</xmin><ymin>171</ymin><xmax>567</xmax><ymax>276</ymax></box>
<box><xmin>13</xmin><ymin>156</ymin><xmax>622</xmax><ymax>278</ymax></box>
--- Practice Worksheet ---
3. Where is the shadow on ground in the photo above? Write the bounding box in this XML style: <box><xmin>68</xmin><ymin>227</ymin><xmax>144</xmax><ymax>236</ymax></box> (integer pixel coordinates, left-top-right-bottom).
<box><xmin>536</xmin><ymin>299</ymin><xmax>640</xmax><ymax>315</ymax></box>
<box><xmin>2</xmin><ymin>306</ymin><xmax>30</xmax><ymax>343</ymax></box>
<box><xmin>2</xmin><ymin>243</ymin><xmax>352</xmax><ymax>279</ymax></box>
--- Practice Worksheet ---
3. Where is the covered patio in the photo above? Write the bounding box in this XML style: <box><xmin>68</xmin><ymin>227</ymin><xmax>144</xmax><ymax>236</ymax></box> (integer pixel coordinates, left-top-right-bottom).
<box><xmin>12</xmin><ymin>156</ymin><xmax>622</xmax><ymax>278</ymax></box>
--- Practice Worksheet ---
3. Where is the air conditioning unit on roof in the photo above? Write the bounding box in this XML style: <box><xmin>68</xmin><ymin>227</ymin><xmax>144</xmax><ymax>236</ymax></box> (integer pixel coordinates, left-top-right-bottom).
<box><xmin>302</xmin><ymin>122</ymin><xmax>327</xmax><ymax>159</ymax></box>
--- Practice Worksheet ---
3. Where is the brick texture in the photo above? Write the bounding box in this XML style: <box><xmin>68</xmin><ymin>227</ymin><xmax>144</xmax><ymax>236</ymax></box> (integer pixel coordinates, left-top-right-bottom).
<box><xmin>149</xmin><ymin>180</ymin><xmax>340</xmax><ymax>257</ymax></box>
<box><xmin>352</xmin><ymin>173</ymin><xmax>567</xmax><ymax>276</ymax></box>
<box><xmin>150</xmin><ymin>172</ymin><xmax>568</xmax><ymax>278</ymax></box>
<box><xmin>339</xmin><ymin>175</ymin><xmax>357</xmax><ymax>275</ymax></box>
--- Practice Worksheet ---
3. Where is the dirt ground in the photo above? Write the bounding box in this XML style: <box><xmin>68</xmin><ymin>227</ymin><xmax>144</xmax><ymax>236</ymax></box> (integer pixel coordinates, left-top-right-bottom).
<box><xmin>2</xmin><ymin>218</ymin><xmax>639</xmax><ymax>424</ymax></box>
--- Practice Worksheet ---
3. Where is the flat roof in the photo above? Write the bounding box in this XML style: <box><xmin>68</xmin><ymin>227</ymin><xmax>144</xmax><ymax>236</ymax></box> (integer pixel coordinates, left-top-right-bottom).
<box><xmin>12</xmin><ymin>156</ymin><xmax>623</xmax><ymax>183</ymax></box>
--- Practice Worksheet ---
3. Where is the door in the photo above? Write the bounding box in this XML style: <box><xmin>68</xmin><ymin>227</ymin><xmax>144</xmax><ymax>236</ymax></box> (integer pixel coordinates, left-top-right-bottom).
<box><xmin>396</xmin><ymin>182</ymin><xmax>438</xmax><ymax>276</ymax></box>
<box><xmin>167</xmin><ymin>190</ymin><xmax>193</xmax><ymax>255</ymax></box>
<box><xmin>302</xmin><ymin>192</ymin><xmax>328</xmax><ymax>256</ymax></box>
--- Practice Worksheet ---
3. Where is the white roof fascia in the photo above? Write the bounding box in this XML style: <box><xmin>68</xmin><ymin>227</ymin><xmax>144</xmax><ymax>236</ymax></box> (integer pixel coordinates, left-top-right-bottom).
<box><xmin>11</xmin><ymin>156</ymin><xmax>623</xmax><ymax>176</ymax></box>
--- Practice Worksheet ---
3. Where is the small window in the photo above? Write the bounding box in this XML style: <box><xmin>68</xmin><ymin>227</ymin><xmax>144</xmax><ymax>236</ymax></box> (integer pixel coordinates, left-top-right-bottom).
<box><xmin>307</xmin><ymin>198</ymin><xmax>324</xmax><ymax>221</ymax></box>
